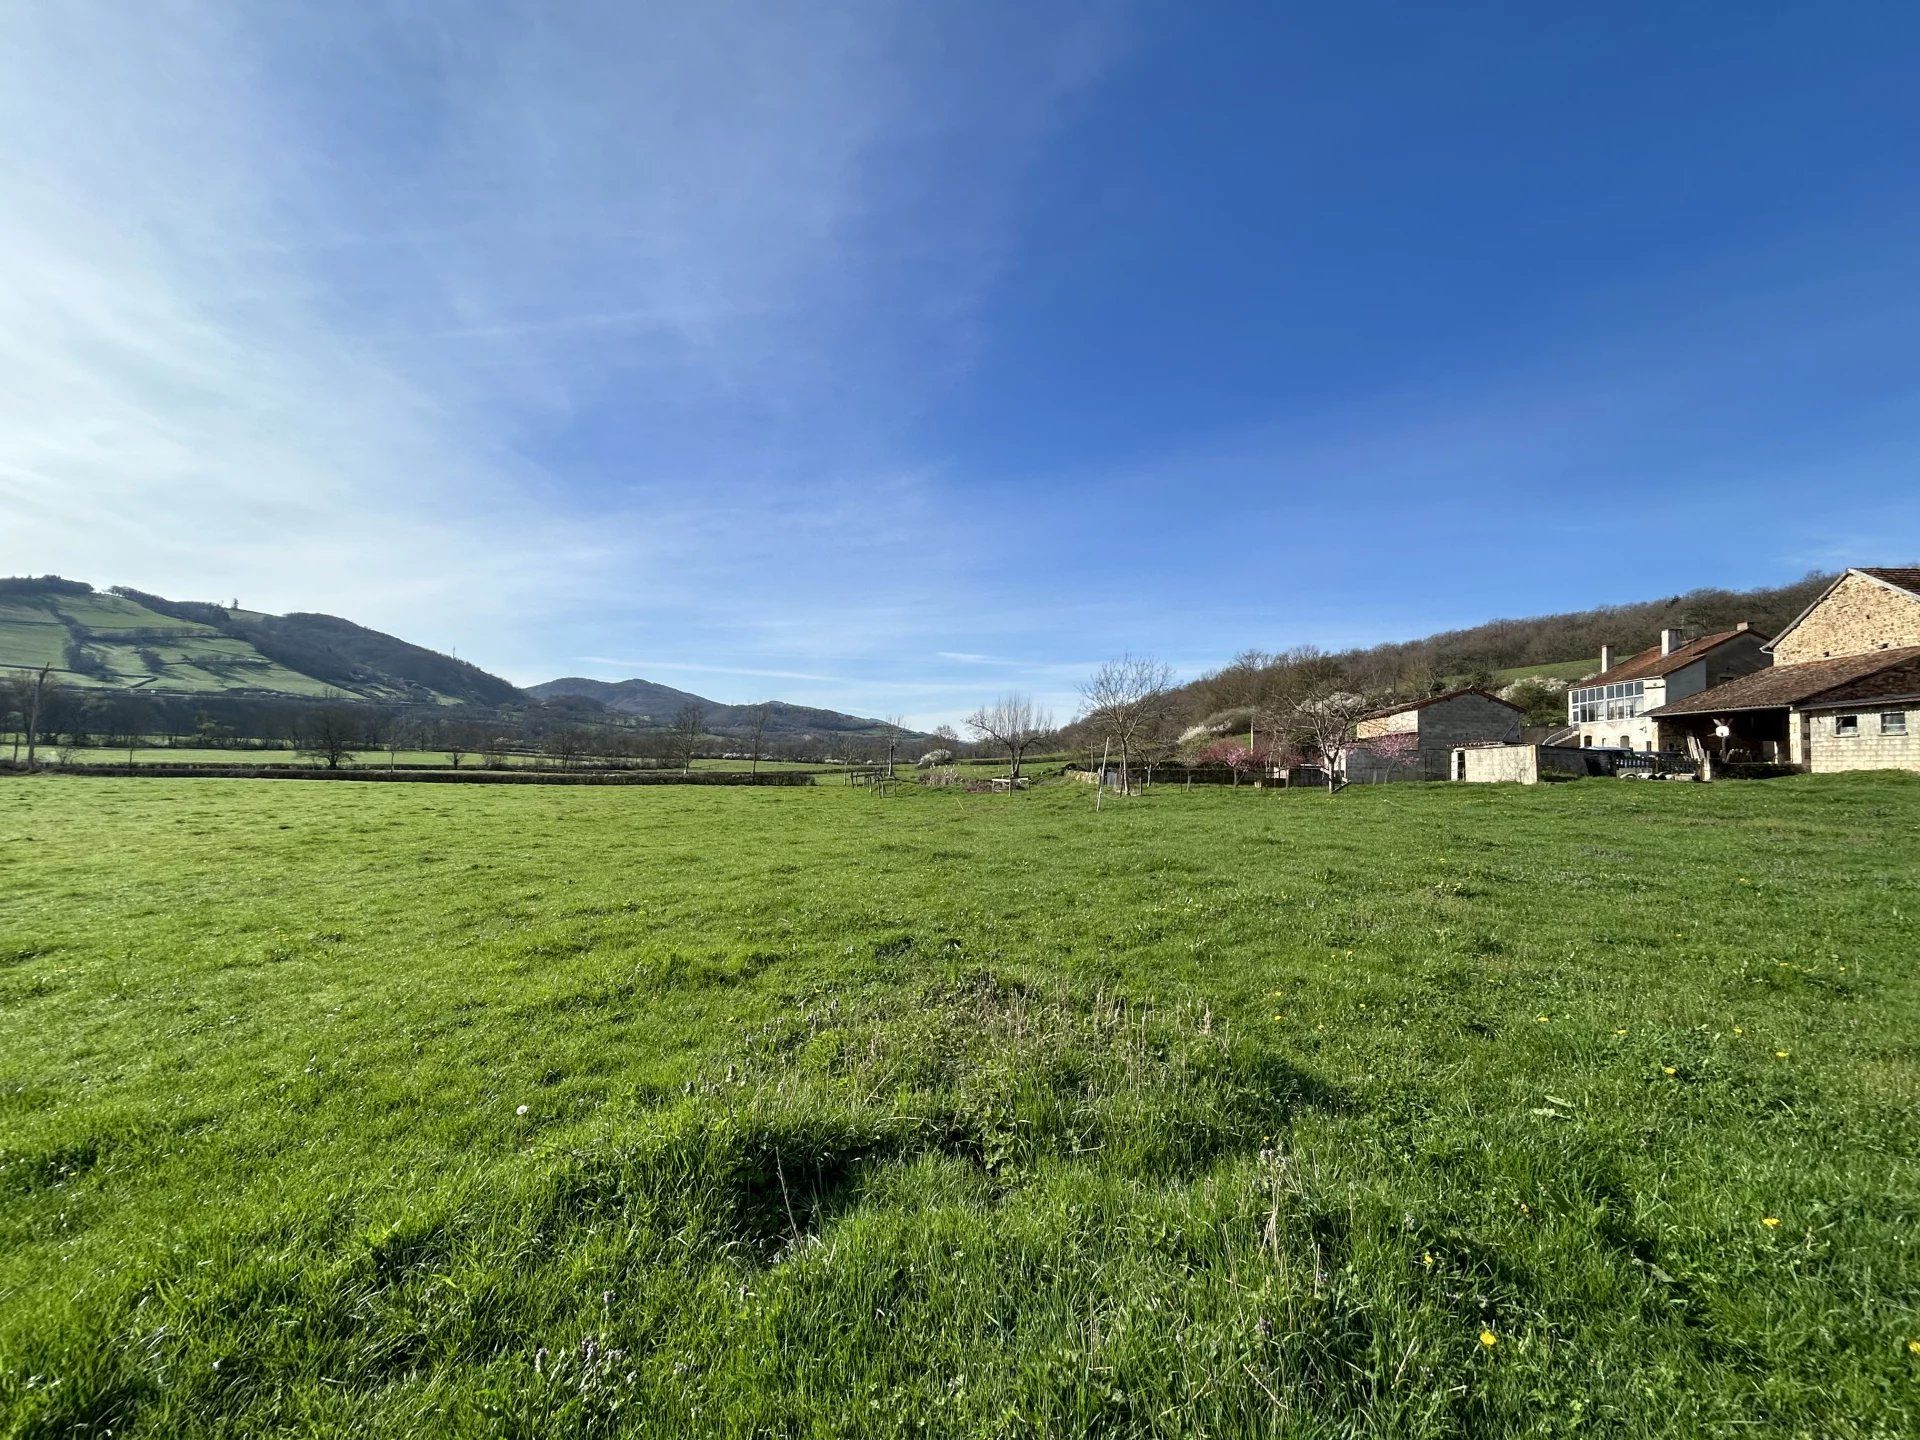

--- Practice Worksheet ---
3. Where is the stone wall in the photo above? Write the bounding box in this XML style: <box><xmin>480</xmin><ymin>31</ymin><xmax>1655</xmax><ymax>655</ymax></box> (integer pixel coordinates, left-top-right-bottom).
<box><xmin>1803</xmin><ymin>705</ymin><xmax>1920</xmax><ymax>773</ymax></box>
<box><xmin>1456</xmin><ymin>746</ymin><xmax>1540</xmax><ymax>783</ymax></box>
<box><xmin>1772</xmin><ymin>573</ymin><xmax>1920</xmax><ymax>664</ymax></box>
<box><xmin>1455</xmin><ymin>744</ymin><xmax>1611</xmax><ymax>783</ymax></box>
<box><xmin>1355</xmin><ymin>708</ymin><xmax>1417</xmax><ymax>741</ymax></box>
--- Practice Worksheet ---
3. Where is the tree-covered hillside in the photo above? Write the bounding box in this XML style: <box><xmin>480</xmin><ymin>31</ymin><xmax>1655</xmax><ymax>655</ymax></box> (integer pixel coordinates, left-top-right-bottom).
<box><xmin>530</xmin><ymin>677</ymin><xmax>932</xmax><ymax>744</ymax></box>
<box><xmin>0</xmin><ymin>576</ymin><xmax>521</xmax><ymax>705</ymax></box>
<box><xmin>1176</xmin><ymin>570</ymin><xmax>1844</xmax><ymax>722</ymax></box>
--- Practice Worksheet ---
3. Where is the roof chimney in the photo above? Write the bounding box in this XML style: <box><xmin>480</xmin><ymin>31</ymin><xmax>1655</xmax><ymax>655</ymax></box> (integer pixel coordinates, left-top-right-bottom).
<box><xmin>1735</xmin><ymin>621</ymin><xmax>1750</xmax><ymax>632</ymax></box>
<box><xmin>1661</xmin><ymin>628</ymin><xmax>1681</xmax><ymax>656</ymax></box>
<box><xmin>1599</xmin><ymin>644</ymin><xmax>1613</xmax><ymax>673</ymax></box>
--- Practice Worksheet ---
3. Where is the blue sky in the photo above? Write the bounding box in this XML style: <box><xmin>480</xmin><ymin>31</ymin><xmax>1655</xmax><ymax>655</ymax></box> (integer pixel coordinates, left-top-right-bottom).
<box><xmin>4</xmin><ymin>3</ymin><xmax>1917</xmax><ymax>726</ymax></box>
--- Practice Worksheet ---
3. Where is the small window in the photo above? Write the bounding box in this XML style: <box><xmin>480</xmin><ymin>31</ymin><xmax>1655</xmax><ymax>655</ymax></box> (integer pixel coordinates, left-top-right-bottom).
<box><xmin>1883</xmin><ymin>711</ymin><xmax>1909</xmax><ymax>736</ymax></box>
<box><xmin>1834</xmin><ymin>715</ymin><xmax>1859</xmax><ymax>738</ymax></box>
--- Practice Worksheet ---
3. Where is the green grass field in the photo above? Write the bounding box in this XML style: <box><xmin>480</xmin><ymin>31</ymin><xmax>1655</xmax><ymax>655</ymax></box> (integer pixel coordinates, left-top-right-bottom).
<box><xmin>38</xmin><ymin>748</ymin><xmax>829</xmax><ymax>773</ymax></box>
<box><xmin>49</xmin><ymin>746</ymin><xmax>463</xmax><ymax>767</ymax></box>
<box><xmin>2</xmin><ymin>775</ymin><xmax>1916</xmax><ymax>1437</ymax></box>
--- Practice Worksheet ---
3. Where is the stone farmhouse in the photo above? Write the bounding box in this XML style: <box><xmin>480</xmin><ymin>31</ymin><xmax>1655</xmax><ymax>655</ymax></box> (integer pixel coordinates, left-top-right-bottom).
<box><xmin>1565</xmin><ymin>624</ymin><xmax>1771</xmax><ymax>752</ymax></box>
<box><xmin>1649</xmin><ymin>567</ymin><xmax>1920</xmax><ymax>773</ymax></box>
<box><xmin>1346</xmin><ymin>688</ymin><xmax>1522</xmax><ymax>782</ymax></box>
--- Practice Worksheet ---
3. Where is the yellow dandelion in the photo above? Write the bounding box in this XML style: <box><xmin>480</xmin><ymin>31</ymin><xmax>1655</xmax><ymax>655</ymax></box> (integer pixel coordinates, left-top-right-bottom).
<box><xmin>1908</xmin><ymin>1338</ymin><xmax>1920</xmax><ymax>1355</ymax></box>
<box><xmin>1733</xmin><ymin>1026</ymin><xmax>1743</xmax><ymax>1035</ymax></box>
<box><xmin>1762</xmin><ymin>1217</ymin><xmax>1780</xmax><ymax>1228</ymax></box>
<box><xmin>1615</xmin><ymin>1028</ymin><xmax>1628</xmax><ymax>1035</ymax></box>
<box><xmin>1421</xmin><ymin>1252</ymin><xmax>1434</xmax><ymax>1268</ymax></box>
<box><xmin>1479</xmin><ymin>1330</ymin><xmax>1497</xmax><ymax>1347</ymax></box>
<box><xmin>1536</xmin><ymin>1015</ymin><xmax>1550</xmax><ymax>1023</ymax></box>
<box><xmin>1775</xmin><ymin>1050</ymin><xmax>1790</xmax><ymax>1059</ymax></box>
<box><xmin>1663</xmin><ymin>1066</ymin><xmax>1677</xmax><ymax>1076</ymax></box>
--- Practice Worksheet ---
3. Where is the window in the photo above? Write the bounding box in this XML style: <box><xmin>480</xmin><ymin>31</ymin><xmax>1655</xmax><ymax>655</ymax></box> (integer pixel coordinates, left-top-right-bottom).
<box><xmin>1883</xmin><ymin>711</ymin><xmax>1909</xmax><ymax>736</ymax></box>
<box><xmin>1834</xmin><ymin>715</ymin><xmax>1859</xmax><ymax>738</ymax></box>
<box><xmin>1568</xmin><ymin>679</ymin><xmax>1648</xmax><ymax>724</ymax></box>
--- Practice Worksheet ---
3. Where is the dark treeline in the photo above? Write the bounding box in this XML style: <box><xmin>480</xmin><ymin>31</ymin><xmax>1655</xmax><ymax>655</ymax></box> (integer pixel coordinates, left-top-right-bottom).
<box><xmin>0</xmin><ymin>681</ymin><xmax>906</xmax><ymax>768</ymax></box>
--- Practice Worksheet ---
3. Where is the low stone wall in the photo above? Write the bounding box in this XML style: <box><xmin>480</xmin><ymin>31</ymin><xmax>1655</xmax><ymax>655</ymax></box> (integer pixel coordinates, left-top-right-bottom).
<box><xmin>1455</xmin><ymin>745</ymin><xmax>1541</xmax><ymax>784</ymax></box>
<box><xmin>1453</xmin><ymin>744</ymin><xmax>1609</xmax><ymax>784</ymax></box>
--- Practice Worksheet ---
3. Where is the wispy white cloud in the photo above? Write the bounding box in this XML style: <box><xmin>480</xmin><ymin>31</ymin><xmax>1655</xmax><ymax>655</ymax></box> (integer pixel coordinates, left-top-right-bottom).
<box><xmin>0</xmin><ymin>1</ymin><xmax>1128</xmax><ymax>720</ymax></box>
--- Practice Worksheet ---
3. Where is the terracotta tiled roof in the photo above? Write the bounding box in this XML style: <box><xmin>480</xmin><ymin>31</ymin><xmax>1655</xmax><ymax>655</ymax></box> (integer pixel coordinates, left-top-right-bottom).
<box><xmin>1357</xmin><ymin>687</ymin><xmax>1522</xmax><ymax>723</ymax></box>
<box><xmin>1791</xmin><ymin>651</ymin><xmax>1920</xmax><ymax>709</ymax></box>
<box><xmin>1582</xmin><ymin>628</ymin><xmax>1765</xmax><ymax>686</ymax></box>
<box><xmin>1648</xmin><ymin>646</ymin><xmax>1920</xmax><ymax>717</ymax></box>
<box><xmin>1861</xmin><ymin>567</ymin><xmax>1920</xmax><ymax>599</ymax></box>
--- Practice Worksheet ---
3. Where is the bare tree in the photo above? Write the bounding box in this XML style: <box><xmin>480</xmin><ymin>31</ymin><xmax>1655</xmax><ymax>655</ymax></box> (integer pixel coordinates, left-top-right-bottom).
<box><xmin>1288</xmin><ymin>683</ymin><xmax>1372</xmax><ymax>794</ymax></box>
<box><xmin>545</xmin><ymin>727</ymin><xmax>587</xmax><ymax>770</ymax></box>
<box><xmin>383</xmin><ymin>711</ymin><xmax>415</xmax><ymax>774</ymax></box>
<box><xmin>14</xmin><ymin>664</ymin><xmax>61</xmax><ymax>769</ymax></box>
<box><xmin>296</xmin><ymin>699</ymin><xmax>361</xmax><ymax>770</ymax></box>
<box><xmin>746</xmin><ymin>702</ymin><xmax>773</xmax><ymax>780</ymax></box>
<box><xmin>1399</xmin><ymin>651</ymin><xmax>1447</xmax><ymax>699</ymax></box>
<box><xmin>2</xmin><ymin>674</ymin><xmax>22</xmax><ymax>764</ymax></box>
<box><xmin>881</xmin><ymin>713</ymin><xmax>906</xmax><ymax>779</ymax></box>
<box><xmin>670</xmin><ymin>702</ymin><xmax>703</xmax><ymax>776</ymax></box>
<box><xmin>1135</xmin><ymin>712</ymin><xmax>1182</xmax><ymax>789</ymax></box>
<box><xmin>1079</xmin><ymin>655</ymin><xmax>1175</xmax><ymax>793</ymax></box>
<box><xmin>964</xmin><ymin>693</ymin><xmax>1053</xmax><ymax>780</ymax></box>
<box><xmin>439</xmin><ymin>720</ymin><xmax>473</xmax><ymax>769</ymax></box>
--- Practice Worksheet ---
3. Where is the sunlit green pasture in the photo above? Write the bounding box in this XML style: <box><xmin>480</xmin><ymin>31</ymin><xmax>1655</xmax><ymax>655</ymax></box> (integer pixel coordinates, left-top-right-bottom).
<box><xmin>1</xmin><ymin>773</ymin><xmax>1916</xmax><ymax>1437</ymax></box>
<box><xmin>26</xmin><ymin>747</ymin><xmax>825</xmax><ymax>773</ymax></box>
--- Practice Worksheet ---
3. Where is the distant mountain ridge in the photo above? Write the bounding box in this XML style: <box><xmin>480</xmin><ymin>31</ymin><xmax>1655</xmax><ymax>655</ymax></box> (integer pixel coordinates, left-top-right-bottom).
<box><xmin>0</xmin><ymin>575</ymin><xmax>929</xmax><ymax>741</ymax></box>
<box><xmin>529</xmin><ymin>676</ymin><xmax>931</xmax><ymax>743</ymax></box>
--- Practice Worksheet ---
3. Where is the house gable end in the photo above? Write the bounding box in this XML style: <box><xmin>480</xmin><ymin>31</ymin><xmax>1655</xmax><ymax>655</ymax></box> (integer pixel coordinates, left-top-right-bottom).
<box><xmin>1769</xmin><ymin>570</ymin><xmax>1920</xmax><ymax>665</ymax></box>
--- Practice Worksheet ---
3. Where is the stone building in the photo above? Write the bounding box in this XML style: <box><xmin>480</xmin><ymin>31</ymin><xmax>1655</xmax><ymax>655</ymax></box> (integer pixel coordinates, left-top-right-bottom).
<box><xmin>1650</xmin><ymin>568</ymin><xmax>1920</xmax><ymax>773</ymax></box>
<box><xmin>1346</xmin><ymin>688</ymin><xmax>1522</xmax><ymax>781</ymax></box>
<box><xmin>1767</xmin><ymin>567</ymin><xmax>1920</xmax><ymax>664</ymax></box>
<box><xmin>1564</xmin><ymin>625</ymin><xmax>1771</xmax><ymax>752</ymax></box>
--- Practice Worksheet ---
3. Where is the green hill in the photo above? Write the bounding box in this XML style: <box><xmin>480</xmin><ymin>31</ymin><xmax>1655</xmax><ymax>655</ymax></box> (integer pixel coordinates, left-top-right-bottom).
<box><xmin>0</xmin><ymin>577</ymin><xmax>520</xmax><ymax>706</ymax></box>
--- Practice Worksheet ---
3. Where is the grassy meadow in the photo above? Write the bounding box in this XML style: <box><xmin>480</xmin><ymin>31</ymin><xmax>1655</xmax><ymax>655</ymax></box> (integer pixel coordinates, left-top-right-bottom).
<box><xmin>34</xmin><ymin>747</ymin><xmax>827</xmax><ymax>774</ymax></box>
<box><xmin>1</xmin><ymin>773</ymin><xmax>1916</xmax><ymax>1437</ymax></box>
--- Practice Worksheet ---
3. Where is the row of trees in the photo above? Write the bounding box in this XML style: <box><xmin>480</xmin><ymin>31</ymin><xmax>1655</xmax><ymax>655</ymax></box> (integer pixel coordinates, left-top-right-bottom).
<box><xmin>1067</xmin><ymin>649</ymin><xmax>1372</xmax><ymax>794</ymax></box>
<box><xmin>952</xmin><ymin>649</ymin><xmax>1375</xmax><ymax>795</ymax></box>
<box><xmin>0</xmin><ymin>676</ymin><xmax>885</xmax><ymax>775</ymax></box>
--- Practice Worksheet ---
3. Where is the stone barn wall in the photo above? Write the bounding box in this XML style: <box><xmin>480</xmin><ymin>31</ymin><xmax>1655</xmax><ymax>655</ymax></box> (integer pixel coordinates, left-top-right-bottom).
<box><xmin>1773</xmin><ymin>573</ymin><xmax>1920</xmax><ymax>665</ymax></box>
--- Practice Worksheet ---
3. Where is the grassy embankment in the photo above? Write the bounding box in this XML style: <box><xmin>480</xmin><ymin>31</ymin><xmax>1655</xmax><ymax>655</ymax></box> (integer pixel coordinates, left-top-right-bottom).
<box><xmin>1</xmin><ymin>774</ymin><xmax>1916</xmax><ymax>1436</ymax></box>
